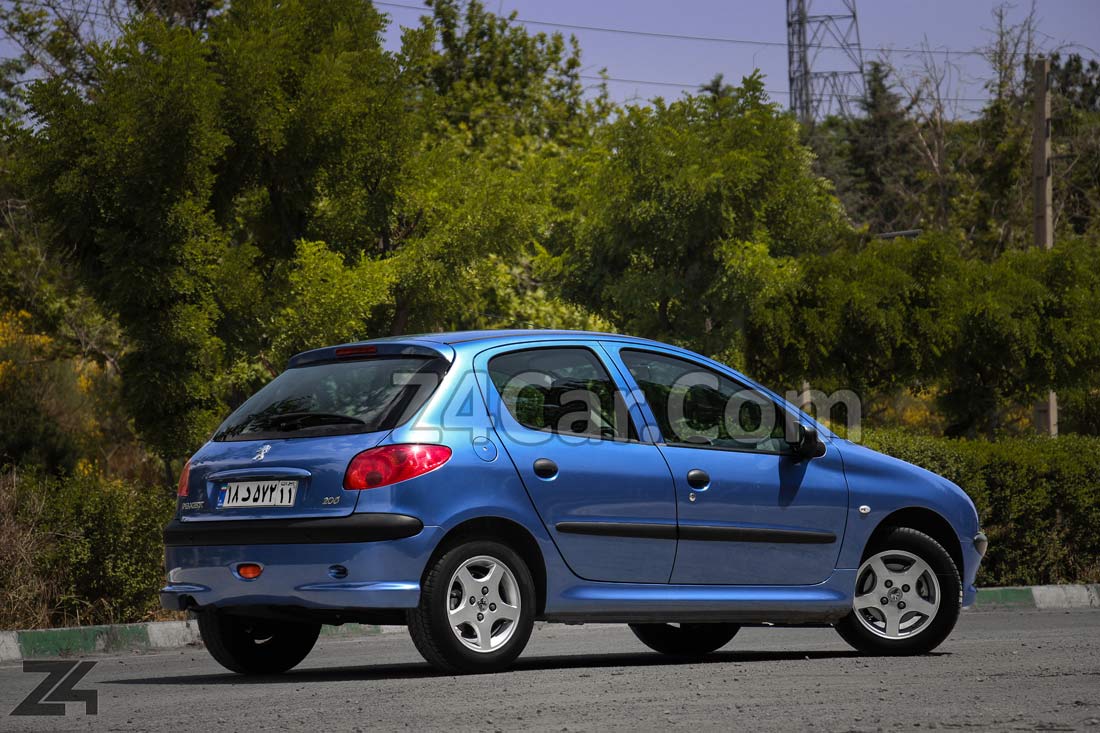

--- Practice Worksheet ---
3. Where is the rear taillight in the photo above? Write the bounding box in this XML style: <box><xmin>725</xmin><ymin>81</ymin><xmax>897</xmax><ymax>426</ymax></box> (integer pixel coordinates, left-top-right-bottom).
<box><xmin>343</xmin><ymin>444</ymin><xmax>452</xmax><ymax>490</ymax></box>
<box><xmin>177</xmin><ymin>459</ymin><xmax>191</xmax><ymax>497</ymax></box>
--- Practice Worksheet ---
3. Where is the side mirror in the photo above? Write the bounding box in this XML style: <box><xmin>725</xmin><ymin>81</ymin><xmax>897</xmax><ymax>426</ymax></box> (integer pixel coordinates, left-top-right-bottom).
<box><xmin>789</xmin><ymin>424</ymin><xmax>827</xmax><ymax>460</ymax></box>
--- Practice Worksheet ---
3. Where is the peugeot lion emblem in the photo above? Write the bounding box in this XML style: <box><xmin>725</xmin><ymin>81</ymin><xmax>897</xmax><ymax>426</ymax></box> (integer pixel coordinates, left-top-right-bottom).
<box><xmin>252</xmin><ymin>444</ymin><xmax>271</xmax><ymax>461</ymax></box>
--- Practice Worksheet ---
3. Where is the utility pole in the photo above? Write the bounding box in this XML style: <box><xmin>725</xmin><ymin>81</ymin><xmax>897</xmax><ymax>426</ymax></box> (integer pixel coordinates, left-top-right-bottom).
<box><xmin>1032</xmin><ymin>56</ymin><xmax>1057</xmax><ymax>437</ymax></box>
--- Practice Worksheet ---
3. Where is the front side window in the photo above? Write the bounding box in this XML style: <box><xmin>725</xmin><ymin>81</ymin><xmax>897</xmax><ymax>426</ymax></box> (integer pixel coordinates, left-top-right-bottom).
<box><xmin>620</xmin><ymin>349</ymin><xmax>791</xmax><ymax>453</ymax></box>
<box><xmin>488</xmin><ymin>347</ymin><xmax>636</xmax><ymax>441</ymax></box>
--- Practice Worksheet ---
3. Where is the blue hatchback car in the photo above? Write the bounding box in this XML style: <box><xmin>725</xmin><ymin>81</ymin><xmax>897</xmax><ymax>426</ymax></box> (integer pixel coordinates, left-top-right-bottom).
<box><xmin>162</xmin><ymin>330</ymin><xmax>987</xmax><ymax>674</ymax></box>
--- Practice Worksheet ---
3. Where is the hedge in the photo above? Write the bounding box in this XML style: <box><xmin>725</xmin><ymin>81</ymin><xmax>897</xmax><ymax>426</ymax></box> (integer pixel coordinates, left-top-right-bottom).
<box><xmin>863</xmin><ymin>430</ymin><xmax>1100</xmax><ymax>586</ymax></box>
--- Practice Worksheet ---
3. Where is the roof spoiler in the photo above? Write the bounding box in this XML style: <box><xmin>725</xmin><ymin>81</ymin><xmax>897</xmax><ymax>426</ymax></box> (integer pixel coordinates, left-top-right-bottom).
<box><xmin>287</xmin><ymin>340</ymin><xmax>456</xmax><ymax>369</ymax></box>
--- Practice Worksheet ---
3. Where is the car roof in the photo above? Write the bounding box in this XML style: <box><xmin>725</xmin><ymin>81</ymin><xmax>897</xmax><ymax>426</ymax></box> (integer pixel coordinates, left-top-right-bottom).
<box><xmin>357</xmin><ymin>329</ymin><xmax>670</xmax><ymax>349</ymax></box>
<box><xmin>287</xmin><ymin>329</ymin><xmax>672</xmax><ymax>368</ymax></box>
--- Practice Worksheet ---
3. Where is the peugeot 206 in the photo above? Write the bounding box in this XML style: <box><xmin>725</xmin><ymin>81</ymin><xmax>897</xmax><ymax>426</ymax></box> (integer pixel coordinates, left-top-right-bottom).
<box><xmin>161</xmin><ymin>330</ymin><xmax>987</xmax><ymax>674</ymax></box>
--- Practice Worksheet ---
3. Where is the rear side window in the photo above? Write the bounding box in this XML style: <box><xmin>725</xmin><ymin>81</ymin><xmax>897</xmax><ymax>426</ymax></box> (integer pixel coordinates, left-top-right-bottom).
<box><xmin>488</xmin><ymin>347</ymin><xmax>636</xmax><ymax>441</ymax></box>
<box><xmin>213</xmin><ymin>357</ymin><xmax>448</xmax><ymax>442</ymax></box>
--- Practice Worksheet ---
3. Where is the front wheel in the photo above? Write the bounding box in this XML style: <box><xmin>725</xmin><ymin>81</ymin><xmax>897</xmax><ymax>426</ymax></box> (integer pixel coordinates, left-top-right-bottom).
<box><xmin>629</xmin><ymin>623</ymin><xmax>740</xmax><ymax>656</ymax></box>
<box><xmin>407</xmin><ymin>540</ymin><xmax>536</xmax><ymax>674</ymax></box>
<box><xmin>197</xmin><ymin>611</ymin><xmax>320</xmax><ymax>674</ymax></box>
<box><xmin>835</xmin><ymin>526</ymin><xmax>961</xmax><ymax>655</ymax></box>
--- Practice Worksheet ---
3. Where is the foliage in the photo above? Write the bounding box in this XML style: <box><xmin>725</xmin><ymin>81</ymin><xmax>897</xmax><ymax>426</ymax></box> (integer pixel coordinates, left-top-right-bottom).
<box><xmin>810</xmin><ymin>62</ymin><xmax>925</xmax><ymax>235</ymax></box>
<box><xmin>462</xmin><ymin>252</ymin><xmax>613</xmax><ymax>332</ymax></box>
<box><xmin>864</xmin><ymin>429</ymin><xmax>1100</xmax><ymax>586</ymax></box>
<box><xmin>551</xmin><ymin>72</ymin><xmax>850</xmax><ymax>364</ymax></box>
<box><xmin>749</xmin><ymin>232</ymin><xmax>1100</xmax><ymax>436</ymax></box>
<box><xmin>412</xmin><ymin>0</ymin><xmax>601</xmax><ymax>149</ymax></box>
<box><xmin>26</xmin><ymin>16</ymin><xmax>232</xmax><ymax>461</ymax></box>
<box><xmin>0</xmin><ymin>310</ymin><xmax>83</xmax><ymax>470</ymax></box>
<box><xmin>9</xmin><ymin>1</ymin><xmax>1097</xmax><ymax>463</ymax></box>
<box><xmin>1059</xmin><ymin>388</ymin><xmax>1100</xmax><ymax>436</ymax></box>
<box><xmin>0</xmin><ymin>468</ymin><xmax>175</xmax><ymax>629</ymax></box>
<box><xmin>1050</xmin><ymin>53</ymin><xmax>1100</xmax><ymax>238</ymax></box>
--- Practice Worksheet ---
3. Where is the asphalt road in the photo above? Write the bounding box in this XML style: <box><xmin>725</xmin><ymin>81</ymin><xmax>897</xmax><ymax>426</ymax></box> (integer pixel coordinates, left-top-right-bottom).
<box><xmin>2</xmin><ymin>608</ymin><xmax>1098</xmax><ymax>732</ymax></box>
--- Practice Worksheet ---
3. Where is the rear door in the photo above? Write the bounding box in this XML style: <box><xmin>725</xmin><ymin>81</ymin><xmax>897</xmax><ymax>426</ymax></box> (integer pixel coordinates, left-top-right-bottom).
<box><xmin>474</xmin><ymin>342</ymin><xmax>678</xmax><ymax>583</ymax></box>
<box><xmin>179</xmin><ymin>353</ymin><xmax>449</xmax><ymax>521</ymax></box>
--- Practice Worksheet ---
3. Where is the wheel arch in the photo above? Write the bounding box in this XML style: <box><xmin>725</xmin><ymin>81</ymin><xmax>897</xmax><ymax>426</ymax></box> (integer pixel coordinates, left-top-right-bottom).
<box><xmin>866</xmin><ymin>507</ymin><xmax>963</xmax><ymax>577</ymax></box>
<box><xmin>425</xmin><ymin>516</ymin><xmax>547</xmax><ymax>616</ymax></box>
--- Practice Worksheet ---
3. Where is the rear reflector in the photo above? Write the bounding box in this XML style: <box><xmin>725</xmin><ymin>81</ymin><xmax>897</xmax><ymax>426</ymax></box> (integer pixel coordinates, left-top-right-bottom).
<box><xmin>236</xmin><ymin>563</ymin><xmax>263</xmax><ymax>580</ymax></box>
<box><xmin>177</xmin><ymin>459</ymin><xmax>191</xmax><ymax>497</ymax></box>
<box><xmin>343</xmin><ymin>444</ymin><xmax>452</xmax><ymax>490</ymax></box>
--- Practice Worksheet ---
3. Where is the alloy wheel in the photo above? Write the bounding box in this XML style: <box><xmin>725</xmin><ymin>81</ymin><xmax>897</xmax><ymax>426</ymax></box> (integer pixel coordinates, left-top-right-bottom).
<box><xmin>853</xmin><ymin>549</ymin><xmax>941</xmax><ymax>639</ymax></box>
<box><xmin>446</xmin><ymin>555</ymin><xmax>521</xmax><ymax>653</ymax></box>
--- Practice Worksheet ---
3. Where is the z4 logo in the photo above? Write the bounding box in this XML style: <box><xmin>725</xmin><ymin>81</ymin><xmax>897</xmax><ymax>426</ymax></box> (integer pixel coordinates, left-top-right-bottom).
<box><xmin>11</xmin><ymin>660</ymin><xmax>98</xmax><ymax>716</ymax></box>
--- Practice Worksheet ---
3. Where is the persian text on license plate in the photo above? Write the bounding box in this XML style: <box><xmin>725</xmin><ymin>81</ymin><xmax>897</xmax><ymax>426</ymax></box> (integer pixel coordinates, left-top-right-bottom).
<box><xmin>219</xmin><ymin>480</ymin><xmax>298</xmax><ymax>508</ymax></box>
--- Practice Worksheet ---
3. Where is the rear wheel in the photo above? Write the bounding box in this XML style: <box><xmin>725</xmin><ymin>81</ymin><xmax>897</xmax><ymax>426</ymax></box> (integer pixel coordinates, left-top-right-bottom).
<box><xmin>629</xmin><ymin>623</ymin><xmax>740</xmax><ymax>656</ymax></box>
<box><xmin>835</xmin><ymin>526</ymin><xmax>961</xmax><ymax>655</ymax></box>
<box><xmin>197</xmin><ymin>611</ymin><xmax>320</xmax><ymax>674</ymax></box>
<box><xmin>407</xmin><ymin>540</ymin><xmax>535</xmax><ymax>674</ymax></box>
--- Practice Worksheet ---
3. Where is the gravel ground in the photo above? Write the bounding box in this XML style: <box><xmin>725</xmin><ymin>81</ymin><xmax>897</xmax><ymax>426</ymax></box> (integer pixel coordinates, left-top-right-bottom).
<box><xmin>1</xmin><ymin>608</ymin><xmax>1098</xmax><ymax>732</ymax></box>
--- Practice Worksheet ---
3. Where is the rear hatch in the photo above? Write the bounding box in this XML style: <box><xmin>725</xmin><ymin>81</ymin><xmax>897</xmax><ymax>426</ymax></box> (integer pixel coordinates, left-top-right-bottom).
<box><xmin>178</xmin><ymin>344</ymin><xmax>450</xmax><ymax>522</ymax></box>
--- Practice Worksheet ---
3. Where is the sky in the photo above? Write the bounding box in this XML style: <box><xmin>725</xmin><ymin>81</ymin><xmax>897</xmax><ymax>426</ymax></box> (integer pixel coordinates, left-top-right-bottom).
<box><xmin>1</xmin><ymin>1</ymin><xmax>1096</xmax><ymax>117</ymax></box>
<box><xmin>376</xmin><ymin>0</ymin><xmax>1100</xmax><ymax>116</ymax></box>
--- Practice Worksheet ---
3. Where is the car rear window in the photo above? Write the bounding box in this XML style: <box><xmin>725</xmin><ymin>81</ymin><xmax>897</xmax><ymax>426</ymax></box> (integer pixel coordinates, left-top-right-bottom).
<box><xmin>213</xmin><ymin>356</ymin><xmax>448</xmax><ymax>442</ymax></box>
<box><xmin>488</xmin><ymin>347</ymin><xmax>637</xmax><ymax>441</ymax></box>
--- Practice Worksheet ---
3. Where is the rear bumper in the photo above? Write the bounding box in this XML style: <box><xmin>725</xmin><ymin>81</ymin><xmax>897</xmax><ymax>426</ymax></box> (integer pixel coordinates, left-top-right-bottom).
<box><xmin>163</xmin><ymin>512</ymin><xmax>423</xmax><ymax>546</ymax></box>
<box><xmin>160</xmin><ymin>520</ymin><xmax>442</xmax><ymax>612</ymax></box>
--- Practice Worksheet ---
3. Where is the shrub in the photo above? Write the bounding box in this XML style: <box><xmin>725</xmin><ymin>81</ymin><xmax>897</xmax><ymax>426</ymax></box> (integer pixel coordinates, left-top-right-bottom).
<box><xmin>863</xmin><ymin>429</ymin><xmax>1100</xmax><ymax>586</ymax></box>
<box><xmin>0</xmin><ymin>469</ymin><xmax>174</xmax><ymax>629</ymax></box>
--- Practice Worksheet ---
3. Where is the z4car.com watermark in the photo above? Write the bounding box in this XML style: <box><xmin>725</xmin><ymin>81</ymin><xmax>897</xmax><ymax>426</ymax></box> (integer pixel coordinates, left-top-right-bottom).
<box><xmin>395</xmin><ymin>368</ymin><xmax>862</xmax><ymax>446</ymax></box>
<box><xmin>10</xmin><ymin>660</ymin><xmax>98</xmax><ymax>717</ymax></box>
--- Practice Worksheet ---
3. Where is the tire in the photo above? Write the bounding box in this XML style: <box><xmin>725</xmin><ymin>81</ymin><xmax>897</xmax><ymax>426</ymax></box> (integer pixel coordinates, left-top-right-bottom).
<box><xmin>629</xmin><ymin>623</ymin><xmax>740</xmax><ymax>656</ymax></box>
<box><xmin>407</xmin><ymin>540</ymin><xmax>536</xmax><ymax>674</ymax></box>
<box><xmin>197</xmin><ymin>610</ymin><xmax>320</xmax><ymax>674</ymax></box>
<box><xmin>835</xmin><ymin>526</ymin><xmax>961</xmax><ymax>656</ymax></box>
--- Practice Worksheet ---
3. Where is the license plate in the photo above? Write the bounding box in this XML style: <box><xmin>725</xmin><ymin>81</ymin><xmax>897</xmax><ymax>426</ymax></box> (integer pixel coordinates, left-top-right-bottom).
<box><xmin>219</xmin><ymin>480</ymin><xmax>298</xmax><ymax>508</ymax></box>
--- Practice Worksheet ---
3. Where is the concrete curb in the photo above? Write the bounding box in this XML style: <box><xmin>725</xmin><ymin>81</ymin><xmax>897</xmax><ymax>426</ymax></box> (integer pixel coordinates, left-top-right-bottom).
<box><xmin>972</xmin><ymin>584</ymin><xmax>1100</xmax><ymax>610</ymax></box>
<box><xmin>2</xmin><ymin>585</ymin><xmax>1097</xmax><ymax>662</ymax></box>
<box><xmin>0</xmin><ymin>619</ymin><xmax>384</xmax><ymax>663</ymax></box>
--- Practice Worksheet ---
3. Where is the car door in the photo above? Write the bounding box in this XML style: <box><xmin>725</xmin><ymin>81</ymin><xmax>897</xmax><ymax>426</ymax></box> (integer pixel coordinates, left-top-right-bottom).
<box><xmin>605</xmin><ymin>344</ymin><xmax>849</xmax><ymax>586</ymax></box>
<box><xmin>474</xmin><ymin>342</ymin><xmax>677</xmax><ymax>583</ymax></box>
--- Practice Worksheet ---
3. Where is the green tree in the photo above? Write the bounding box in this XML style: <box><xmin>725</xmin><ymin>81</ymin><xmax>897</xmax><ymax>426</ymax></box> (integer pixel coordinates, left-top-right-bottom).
<box><xmin>410</xmin><ymin>0</ymin><xmax>599</xmax><ymax>149</ymax></box>
<box><xmin>551</xmin><ymin>73</ymin><xmax>851</xmax><ymax>365</ymax></box>
<box><xmin>26</xmin><ymin>17</ymin><xmax>229</xmax><ymax>467</ymax></box>
<box><xmin>1050</xmin><ymin>53</ymin><xmax>1100</xmax><ymax>237</ymax></box>
<box><xmin>21</xmin><ymin>0</ymin><xmax>577</xmax><ymax>463</ymax></box>
<box><xmin>843</xmin><ymin>62</ymin><xmax>925</xmax><ymax>234</ymax></box>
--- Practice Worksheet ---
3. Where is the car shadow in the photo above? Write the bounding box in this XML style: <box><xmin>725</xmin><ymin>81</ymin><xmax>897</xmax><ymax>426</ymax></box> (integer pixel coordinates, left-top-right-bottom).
<box><xmin>106</xmin><ymin>648</ymin><xmax>897</xmax><ymax>685</ymax></box>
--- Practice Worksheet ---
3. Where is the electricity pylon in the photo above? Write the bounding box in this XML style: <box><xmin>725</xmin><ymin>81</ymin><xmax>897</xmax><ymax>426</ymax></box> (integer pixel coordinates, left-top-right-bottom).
<box><xmin>786</xmin><ymin>0</ymin><xmax>866</xmax><ymax>126</ymax></box>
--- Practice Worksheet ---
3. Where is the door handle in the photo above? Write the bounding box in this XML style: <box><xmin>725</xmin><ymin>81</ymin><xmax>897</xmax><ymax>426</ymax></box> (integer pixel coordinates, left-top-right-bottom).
<box><xmin>533</xmin><ymin>458</ymin><xmax>558</xmax><ymax>479</ymax></box>
<box><xmin>686</xmin><ymin>469</ymin><xmax>710</xmax><ymax>489</ymax></box>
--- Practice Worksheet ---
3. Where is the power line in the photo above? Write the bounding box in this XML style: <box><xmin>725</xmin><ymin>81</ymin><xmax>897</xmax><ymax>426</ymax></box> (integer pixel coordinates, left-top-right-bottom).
<box><xmin>0</xmin><ymin>0</ymin><xmax>998</xmax><ymax>105</ymax></box>
<box><xmin>372</xmin><ymin>0</ymin><xmax>986</xmax><ymax>58</ymax></box>
<box><xmin>581</xmin><ymin>72</ymin><xmax>993</xmax><ymax>103</ymax></box>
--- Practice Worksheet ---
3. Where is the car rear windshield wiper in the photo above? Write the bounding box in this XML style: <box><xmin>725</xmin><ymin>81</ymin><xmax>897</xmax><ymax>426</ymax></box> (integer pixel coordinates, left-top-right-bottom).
<box><xmin>252</xmin><ymin>411</ymin><xmax>367</xmax><ymax>432</ymax></box>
